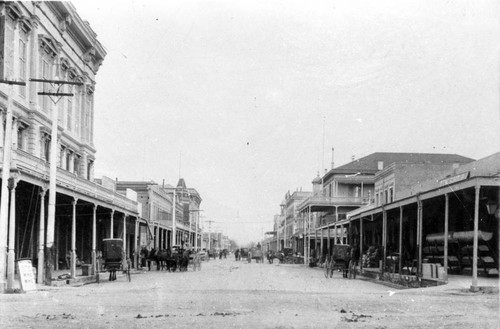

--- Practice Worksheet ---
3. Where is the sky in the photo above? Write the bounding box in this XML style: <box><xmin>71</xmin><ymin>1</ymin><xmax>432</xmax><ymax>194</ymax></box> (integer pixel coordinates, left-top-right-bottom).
<box><xmin>71</xmin><ymin>0</ymin><xmax>500</xmax><ymax>246</ymax></box>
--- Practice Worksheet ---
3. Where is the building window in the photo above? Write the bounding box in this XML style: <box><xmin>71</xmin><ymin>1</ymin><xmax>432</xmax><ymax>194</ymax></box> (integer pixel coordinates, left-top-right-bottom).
<box><xmin>67</xmin><ymin>96</ymin><xmax>73</xmax><ymax>132</ymax></box>
<box><xmin>42</xmin><ymin>136</ymin><xmax>50</xmax><ymax>161</ymax></box>
<box><xmin>59</xmin><ymin>146</ymin><xmax>66</xmax><ymax>169</ymax></box>
<box><xmin>74</xmin><ymin>154</ymin><xmax>80</xmax><ymax>176</ymax></box>
<box><xmin>17</xmin><ymin>126</ymin><xmax>25</xmax><ymax>151</ymax></box>
<box><xmin>2</xmin><ymin>16</ymin><xmax>15</xmax><ymax>82</ymax></box>
<box><xmin>87</xmin><ymin>160</ymin><xmax>93</xmax><ymax>180</ymax></box>
<box><xmin>40</xmin><ymin>58</ymin><xmax>50</xmax><ymax>113</ymax></box>
<box><xmin>66</xmin><ymin>150</ymin><xmax>72</xmax><ymax>171</ymax></box>
<box><xmin>18</xmin><ymin>39</ymin><xmax>27</xmax><ymax>97</ymax></box>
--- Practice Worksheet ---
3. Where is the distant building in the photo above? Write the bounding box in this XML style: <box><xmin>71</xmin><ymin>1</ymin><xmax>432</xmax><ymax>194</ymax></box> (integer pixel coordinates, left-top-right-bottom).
<box><xmin>162</xmin><ymin>178</ymin><xmax>202</xmax><ymax>249</ymax></box>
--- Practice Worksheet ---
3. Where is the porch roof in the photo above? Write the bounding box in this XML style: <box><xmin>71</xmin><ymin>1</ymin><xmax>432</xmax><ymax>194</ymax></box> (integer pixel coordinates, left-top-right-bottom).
<box><xmin>348</xmin><ymin>176</ymin><xmax>500</xmax><ymax>220</ymax></box>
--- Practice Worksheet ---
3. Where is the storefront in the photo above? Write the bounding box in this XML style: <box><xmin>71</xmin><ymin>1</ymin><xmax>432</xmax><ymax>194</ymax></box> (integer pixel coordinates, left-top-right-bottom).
<box><xmin>348</xmin><ymin>153</ymin><xmax>500</xmax><ymax>290</ymax></box>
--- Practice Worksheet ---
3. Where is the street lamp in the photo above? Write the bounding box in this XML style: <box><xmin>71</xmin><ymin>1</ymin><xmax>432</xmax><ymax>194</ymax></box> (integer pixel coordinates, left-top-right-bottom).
<box><xmin>486</xmin><ymin>200</ymin><xmax>498</xmax><ymax>216</ymax></box>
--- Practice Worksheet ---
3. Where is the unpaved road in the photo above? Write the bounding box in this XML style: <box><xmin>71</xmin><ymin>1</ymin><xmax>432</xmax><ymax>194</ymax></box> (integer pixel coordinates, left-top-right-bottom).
<box><xmin>0</xmin><ymin>258</ymin><xmax>498</xmax><ymax>328</ymax></box>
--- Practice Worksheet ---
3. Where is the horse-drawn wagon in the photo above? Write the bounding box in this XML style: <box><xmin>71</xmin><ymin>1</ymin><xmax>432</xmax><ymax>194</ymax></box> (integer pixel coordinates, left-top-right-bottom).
<box><xmin>324</xmin><ymin>244</ymin><xmax>357</xmax><ymax>279</ymax></box>
<box><xmin>150</xmin><ymin>247</ymin><xmax>200</xmax><ymax>272</ymax></box>
<box><xmin>102</xmin><ymin>238</ymin><xmax>131</xmax><ymax>282</ymax></box>
<box><xmin>247</xmin><ymin>248</ymin><xmax>264</xmax><ymax>263</ymax></box>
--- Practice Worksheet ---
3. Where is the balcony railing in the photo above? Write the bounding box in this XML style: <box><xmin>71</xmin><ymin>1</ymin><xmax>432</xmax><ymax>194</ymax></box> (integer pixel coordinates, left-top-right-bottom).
<box><xmin>12</xmin><ymin>149</ymin><xmax>138</xmax><ymax>213</ymax></box>
<box><xmin>298</xmin><ymin>194</ymin><xmax>369</xmax><ymax>211</ymax></box>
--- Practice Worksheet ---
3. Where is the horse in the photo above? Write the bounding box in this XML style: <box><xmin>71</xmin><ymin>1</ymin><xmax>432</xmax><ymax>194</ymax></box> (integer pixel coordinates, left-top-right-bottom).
<box><xmin>172</xmin><ymin>249</ymin><xmax>190</xmax><ymax>272</ymax></box>
<box><xmin>155</xmin><ymin>249</ymin><xmax>172</xmax><ymax>271</ymax></box>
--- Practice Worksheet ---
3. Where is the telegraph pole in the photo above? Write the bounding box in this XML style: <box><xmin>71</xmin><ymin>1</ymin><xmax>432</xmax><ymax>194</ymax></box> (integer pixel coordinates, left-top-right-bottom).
<box><xmin>172</xmin><ymin>189</ymin><xmax>176</xmax><ymax>247</ymax></box>
<box><xmin>0</xmin><ymin>78</ymin><xmax>25</xmax><ymax>292</ymax></box>
<box><xmin>31</xmin><ymin>77</ymin><xmax>83</xmax><ymax>284</ymax></box>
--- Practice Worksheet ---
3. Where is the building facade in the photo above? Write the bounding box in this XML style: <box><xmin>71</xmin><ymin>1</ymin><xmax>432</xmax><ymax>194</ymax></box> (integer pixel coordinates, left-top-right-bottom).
<box><xmin>297</xmin><ymin>152</ymin><xmax>473</xmax><ymax>264</ymax></box>
<box><xmin>348</xmin><ymin>152</ymin><xmax>499</xmax><ymax>289</ymax></box>
<box><xmin>0</xmin><ymin>2</ymin><xmax>139</xmax><ymax>292</ymax></box>
<box><xmin>116</xmin><ymin>179</ymin><xmax>203</xmax><ymax>251</ymax></box>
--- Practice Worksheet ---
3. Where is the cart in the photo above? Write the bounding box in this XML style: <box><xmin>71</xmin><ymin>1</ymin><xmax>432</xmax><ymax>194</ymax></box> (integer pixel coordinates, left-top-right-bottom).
<box><xmin>102</xmin><ymin>238</ymin><xmax>131</xmax><ymax>282</ymax></box>
<box><xmin>324</xmin><ymin>245</ymin><xmax>352</xmax><ymax>279</ymax></box>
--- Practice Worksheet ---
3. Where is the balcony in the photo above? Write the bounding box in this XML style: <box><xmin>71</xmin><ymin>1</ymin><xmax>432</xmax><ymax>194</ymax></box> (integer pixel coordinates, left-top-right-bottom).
<box><xmin>298</xmin><ymin>194</ymin><xmax>369</xmax><ymax>212</ymax></box>
<box><xmin>11</xmin><ymin>149</ymin><xmax>138</xmax><ymax>214</ymax></box>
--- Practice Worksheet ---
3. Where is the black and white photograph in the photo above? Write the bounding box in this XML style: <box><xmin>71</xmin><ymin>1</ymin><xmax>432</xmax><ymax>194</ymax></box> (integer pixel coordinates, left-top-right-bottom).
<box><xmin>0</xmin><ymin>0</ymin><xmax>498</xmax><ymax>328</ymax></box>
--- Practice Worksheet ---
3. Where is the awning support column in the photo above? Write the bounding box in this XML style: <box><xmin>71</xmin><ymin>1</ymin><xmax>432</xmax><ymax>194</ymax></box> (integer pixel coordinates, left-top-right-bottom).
<box><xmin>92</xmin><ymin>204</ymin><xmax>97</xmax><ymax>276</ymax></box>
<box><xmin>382</xmin><ymin>208</ymin><xmax>387</xmax><ymax>272</ymax></box>
<box><xmin>110</xmin><ymin>209</ymin><xmax>114</xmax><ymax>239</ymax></box>
<box><xmin>471</xmin><ymin>185</ymin><xmax>480</xmax><ymax>292</ymax></box>
<box><xmin>7</xmin><ymin>178</ymin><xmax>18</xmax><ymax>291</ymax></box>
<box><xmin>71</xmin><ymin>198</ymin><xmax>78</xmax><ymax>279</ymax></box>
<box><xmin>327</xmin><ymin>223</ymin><xmax>330</xmax><ymax>254</ymax></box>
<box><xmin>37</xmin><ymin>189</ymin><xmax>46</xmax><ymax>284</ymax></box>
<box><xmin>417</xmin><ymin>197</ymin><xmax>423</xmax><ymax>279</ymax></box>
<box><xmin>398</xmin><ymin>207</ymin><xmax>403</xmax><ymax>274</ymax></box>
<box><xmin>360</xmin><ymin>217</ymin><xmax>364</xmax><ymax>272</ymax></box>
<box><xmin>444</xmin><ymin>194</ymin><xmax>449</xmax><ymax>282</ymax></box>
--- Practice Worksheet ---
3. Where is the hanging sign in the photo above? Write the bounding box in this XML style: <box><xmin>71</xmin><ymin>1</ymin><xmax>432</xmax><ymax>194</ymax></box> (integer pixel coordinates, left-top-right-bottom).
<box><xmin>16</xmin><ymin>260</ymin><xmax>37</xmax><ymax>292</ymax></box>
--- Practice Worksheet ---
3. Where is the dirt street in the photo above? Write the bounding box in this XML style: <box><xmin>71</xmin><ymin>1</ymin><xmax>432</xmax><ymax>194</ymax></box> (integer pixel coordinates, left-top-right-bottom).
<box><xmin>0</xmin><ymin>258</ymin><xmax>498</xmax><ymax>328</ymax></box>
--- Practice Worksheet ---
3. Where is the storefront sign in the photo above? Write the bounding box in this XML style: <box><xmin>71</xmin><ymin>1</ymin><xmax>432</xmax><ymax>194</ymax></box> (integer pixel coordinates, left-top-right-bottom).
<box><xmin>438</xmin><ymin>171</ymin><xmax>469</xmax><ymax>186</ymax></box>
<box><xmin>17</xmin><ymin>260</ymin><xmax>36</xmax><ymax>292</ymax></box>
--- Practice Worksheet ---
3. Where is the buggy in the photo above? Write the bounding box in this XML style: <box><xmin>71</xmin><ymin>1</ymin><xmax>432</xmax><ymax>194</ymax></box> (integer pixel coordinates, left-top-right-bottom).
<box><xmin>247</xmin><ymin>248</ymin><xmax>264</xmax><ymax>263</ymax></box>
<box><xmin>102</xmin><ymin>238</ymin><xmax>131</xmax><ymax>282</ymax></box>
<box><xmin>324</xmin><ymin>245</ymin><xmax>355</xmax><ymax>279</ymax></box>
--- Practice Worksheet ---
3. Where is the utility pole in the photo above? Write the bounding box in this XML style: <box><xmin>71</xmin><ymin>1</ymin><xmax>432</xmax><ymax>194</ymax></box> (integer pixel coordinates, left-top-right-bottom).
<box><xmin>0</xmin><ymin>78</ymin><xmax>25</xmax><ymax>292</ymax></box>
<box><xmin>30</xmin><ymin>76</ymin><xmax>83</xmax><ymax>285</ymax></box>
<box><xmin>171</xmin><ymin>189</ymin><xmax>176</xmax><ymax>247</ymax></box>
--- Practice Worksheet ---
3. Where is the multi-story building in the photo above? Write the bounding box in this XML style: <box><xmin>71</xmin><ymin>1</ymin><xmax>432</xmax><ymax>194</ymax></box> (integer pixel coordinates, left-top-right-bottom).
<box><xmin>162</xmin><ymin>178</ymin><xmax>202</xmax><ymax>249</ymax></box>
<box><xmin>298</xmin><ymin>152</ymin><xmax>474</xmax><ymax>263</ymax></box>
<box><xmin>0</xmin><ymin>2</ymin><xmax>139</xmax><ymax>291</ymax></box>
<box><xmin>281</xmin><ymin>189</ymin><xmax>312</xmax><ymax>253</ymax></box>
<box><xmin>348</xmin><ymin>152</ymin><xmax>499</xmax><ymax>289</ymax></box>
<box><xmin>116</xmin><ymin>181</ymin><xmax>172</xmax><ymax>250</ymax></box>
<box><xmin>116</xmin><ymin>179</ymin><xmax>202</xmax><ymax>251</ymax></box>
